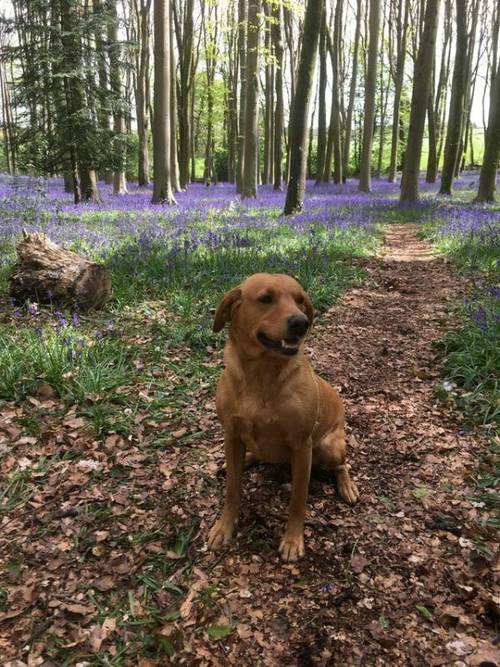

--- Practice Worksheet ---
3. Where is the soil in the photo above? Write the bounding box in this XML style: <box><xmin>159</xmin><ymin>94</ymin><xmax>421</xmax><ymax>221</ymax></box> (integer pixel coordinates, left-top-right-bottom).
<box><xmin>0</xmin><ymin>225</ymin><xmax>497</xmax><ymax>666</ymax></box>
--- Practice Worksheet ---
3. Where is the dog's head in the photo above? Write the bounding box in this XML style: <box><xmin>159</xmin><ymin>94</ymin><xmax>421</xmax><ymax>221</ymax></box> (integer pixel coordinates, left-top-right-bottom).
<box><xmin>213</xmin><ymin>273</ymin><xmax>314</xmax><ymax>357</ymax></box>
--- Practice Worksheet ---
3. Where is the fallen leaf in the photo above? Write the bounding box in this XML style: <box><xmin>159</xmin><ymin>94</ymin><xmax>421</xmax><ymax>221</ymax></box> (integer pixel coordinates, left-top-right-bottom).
<box><xmin>206</xmin><ymin>624</ymin><xmax>233</xmax><ymax>640</ymax></box>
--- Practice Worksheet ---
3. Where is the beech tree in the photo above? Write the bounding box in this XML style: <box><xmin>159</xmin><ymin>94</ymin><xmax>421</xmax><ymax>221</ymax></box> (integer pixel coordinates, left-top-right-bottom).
<box><xmin>173</xmin><ymin>0</ymin><xmax>195</xmax><ymax>189</ymax></box>
<box><xmin>241</xmin><ymin>0</ymin><xmax>260</xmax><ymax>198</ymax></box>
<box><xmin>283</xmin><ymin>0</ymin><xmax>323</xmax><ymax>214</ymax></box>
<box><xmin>439</xmin><ymin>0</ymin><xmax>468</xmax><ymax>195</ymax></box>
<box><xmin>358</xmin><ymin>0</ymin><xmax>380</xmax><ymax>192</ymax></box>
<box><xmin>400</xmin><ymin>0</ymin><xmax>440</xmax><ymax>203</ymax></box>
<box><xmin>476</xmin><ymin>56</ymin><xmax>500</xmax><ymax>201</ymax></box>
<box><xmin>151</xmin><ymin>0</ymin><xmax>175</xmax><ymax>204</ymax></box>
<box><xmin>271</xmin><ymin>0</ymin><xmax>284</xmax><ymax>190</ymax></box>
<box><xmin>343</xmin><ymin>0</ymin><xmax>362</xmax><ymax>178</ymax></box>
<box><xmin>1</xmin><ymin>0</ymin><xmax>496</xmax><ymax>212</ymax></box>
<box><xmin>134</xmin><ymin>0</ymin><xmax>152</xmax><ymax>187</ymax></box>
<box><xmin>107</xmin><ymin>0</ymin><xmax>128</xmax><ymax>194</ymax></box>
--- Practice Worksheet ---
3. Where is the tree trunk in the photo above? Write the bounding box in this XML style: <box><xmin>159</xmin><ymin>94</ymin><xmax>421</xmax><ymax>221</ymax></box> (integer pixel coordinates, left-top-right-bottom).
<box><xmin>271</xmin><ymin>0</ymin><xmax>284</xmax><ymax>190</ymax></box>
<box><xmin>262</xmin><ymin>0</ymin><xmax>274</xmax><ymax>184</ymax></box>
<box><xmin>242</xmin><ymin>0</ymin><xmax>261</xmax><ymax>198</ymax></box>
<box><xmin>315</xmin><ymin>4</ymin><xmax>327</xmax><ymax>183</ymax></box>
<box><xmin>0</xmin><ymin>62</ymin><xmax>12</xmax><ymax>174</ymax></box>
<box><xmin>174</xmin><ymin>0</ymin><xmax>194</xmax><ymax>189</ymax></box>
<box><xmin>169</xmin><ymin>7</ymin><xmax>180</xmax><ymax>191</ymax></box>
<box><xmin>80</xmin><ymin>170</ymin><xmax>100</xmax><ymax>203</ymax></box>
<box><xmin>236</xmin><ymin>0</ymin><xmax>247</xmax><ymax>193</ymax></box>
<box><xmin>10</xmin><ymin>232</ymin><xmax>111</xmax><ymax>311</ymax></box>
<box><xmin>137</xmin><ymin>0</ymin><xmax>151</xmax><ymax>186</ymax></box>
<box><xmin>343</xmin><ymin>0</ymin><xmax>362</xmax><ymax>179</ymax></box>
<box><xmin>475</xmin><ymin>62</ymin><xmax>500</xmax><ymax>202</ymax></box>
<box><xmin>332</xmin><ymin>0</ymin><xmax>343</xmax><ymax>183</ymax></box>
<box><xmin>375</xmin><ymin>1</ymin><xmax>388</xmax><ymax>179</ymax></box>
<box><xmin>400</xmin><ymin>0</ymin><xmax>440</xmax><ymax>202</ymax></box>
<box><xmin>425</xmin><ymin>68</ymin><xmax>438</xmax><ymax>183</ymax></box>
<box><xmin>152</xmin><ymin>0</ymin><xmax>175</xmax><ymax>204</ymax></box>
<box><xmin>359</xmin><ymin>0</ymin><xmax>380</xmax><ymax>192</ymax></box>
<box><xmin>439</xmin><ymin>0</ymin><xmax>467</xmax><ymax>195</ymax></box>
<box><xmin>387</xmin><ymin>0</ymin><xmax>409</xmax><ymax>182</ymax></box>
<box><xmin>107</xmin><ymin>0</ymin><xmax>128</xmax><ymax>194</ymax></box>
<box><xmin>434</xmin><ymin>0</ymin><xmax>452</xmax><ymax>171</ymax></box>
<box><xmin>283</xmin><ymin>0</ymin><xmax>323</xmax><ymax>214</ymax></box>
<box><xmin>60</xmin><ymin>0</ymin><xmax>100</xmax><ymax>204</ymax></box>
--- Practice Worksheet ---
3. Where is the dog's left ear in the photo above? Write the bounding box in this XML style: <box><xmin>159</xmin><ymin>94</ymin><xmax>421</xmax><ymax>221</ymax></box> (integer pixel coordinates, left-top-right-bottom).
<box><xmin>303</xmin><ymin>292</ymin><xmax>314</xmax><ymax>326</ymax></box>
<box><xmin>213</xmin><ymin>287</ymin><xmax>242</xmax><ymax>332</ymax></box>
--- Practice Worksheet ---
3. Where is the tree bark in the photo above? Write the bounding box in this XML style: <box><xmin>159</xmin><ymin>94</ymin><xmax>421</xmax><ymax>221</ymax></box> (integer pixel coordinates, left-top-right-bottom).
<box><xmin>359</xmin><ymin>0</ymin><xmax>380</xmax><ymax>192</ymax></box>
<box><xmin>174</xmin><ymin>0</ymin><xmax>194</xmax><ymax>189</ymax></box>
<box><xmin>400</xmin><ymin>0</ymin><xmax>440</xmax><ymax>202</ymax></box>
<box><xmin>375</xmin><ymin>1</ymin><xmax>388</xmax><ymax>179</ymax></box>
<box><xmin>322</xmin><ymin>3</ymin><xmax>343</xmax><ymax>184</ymax></box>
<box><xmin>169</xmin><ymin>6</ymin><xmax>180</xmax><ymax>191</ymax></box>
<box><xmin>271</xmin><ymin>0</ymin><xmax>284</xmax><ymax>190</ymax></box>
<box><xmin>107</xmin><ymin>0</ymin><xmax>128</xmax><ymax>194</ymax></box>
<box><xmin>439</xmin><ymin>0</ymin><xmax>467</xmax><ymax>195</ymax></box>
<box><xmin>136</xmin><ymin>0</ymin><xmax>151</xmax><ymax>186</ymax></box>
<box><xmin>476</xmin><ymin>61</ymin><xmax>500</xmax><ymax>202</ymax></box>
<box><xmin>387</xmin><ymin>0</ymin><xmax>409</xmax><ymax>182</ymax></box>
<box><xmin>343</xmin><ymin>0</ymin><xmax>362</xmax><ymax>179</ymax></box>
<box><xmin>152</xmin><ymin>0</ymin><xmax>175</xmax><ymax>204</ymax></box>
<box><xmin>242</xmin><ymin>0</ymin><xmax>261</xmax><ymax>198</ymax></box>
<box><xmin>283</xmin><ymin>0</ymin><xmax>323</xmax><ymax>214</ymax></box>
<box><xmin>262</xmin><ymin>1</ymin><xmax>274</xmax><ymax>184</ymax></box>
<box><xmin>236</xmin><ymin>0</ymin><xmax>247</xmax><ymax>193</ymax></box>
<box><xmin>425</xmin><ymin>66</ymin><xmax>438</xmax><ymax>183</ymax></box>
<box><xmin>315</xmin><ymin>4</ymin><xmax>327</xmax><ymax>183</ymax></box>
<box><xmin>10</xmin><ymin>232</ymin><xmax>111</xmax><ymax>311</ymax></box>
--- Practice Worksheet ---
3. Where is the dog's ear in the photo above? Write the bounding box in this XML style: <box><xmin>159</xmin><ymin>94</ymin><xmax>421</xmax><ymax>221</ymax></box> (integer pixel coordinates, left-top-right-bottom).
<box><xmin>303</xmin><ymin>291</ymin><xmax>314</xmax><ymax>326</ymax></box>
<box><xmin>213</xmin><ymin>287</ymin><xmax>242</xmax><ymax>333</ymax></box>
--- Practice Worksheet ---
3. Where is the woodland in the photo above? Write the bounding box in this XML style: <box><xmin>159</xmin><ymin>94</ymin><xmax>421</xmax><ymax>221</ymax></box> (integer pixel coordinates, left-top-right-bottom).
<box><xmin>0</xmin><ymin>0</ymin><xmax>498</xmax><ymax>664</ymax></box>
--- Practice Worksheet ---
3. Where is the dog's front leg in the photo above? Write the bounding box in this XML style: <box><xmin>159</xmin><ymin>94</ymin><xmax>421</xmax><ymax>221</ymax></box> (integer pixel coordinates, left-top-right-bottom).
<box><xmin>207</xmin><ymin>432</ymin><xmax>245</xmax><ymax>550</ymax></box>
<box><xmin>279</xmin><ymin>441</ymin><xmax>312</xmax><ymax>562</ymax></box>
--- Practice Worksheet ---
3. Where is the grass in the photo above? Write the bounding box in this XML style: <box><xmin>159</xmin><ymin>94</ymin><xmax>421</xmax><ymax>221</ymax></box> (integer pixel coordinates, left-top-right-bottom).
<box><xmin>423</xmin><ymin>212</ymin><xmax>499</xmax><ymax>430</ymax></box>
<box><xmin>0</xmin><ymin>173</ymin><xmax>497</xmax><ymax>663</ymax></box>
<box><xmin>422</xmin><ymin>203</ymin><xmax>499</xmax><ymax>527</ymax></box>
<box><xmin>436</xmin><ymin>295</ymin><xmax>499</xmax><ymax>428</ymax></box>
<box><xmin>0</xmin><ymin>186</ymin><xmax>380</xmax><ymax>441</ymax></box>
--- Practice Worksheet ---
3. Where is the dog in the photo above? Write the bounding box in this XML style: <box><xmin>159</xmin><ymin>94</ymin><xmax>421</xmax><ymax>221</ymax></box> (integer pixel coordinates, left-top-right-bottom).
<box><xmin>207</xmin><ymin>273</ymin><xmax>359</xmax><ymax>562</ymax></box>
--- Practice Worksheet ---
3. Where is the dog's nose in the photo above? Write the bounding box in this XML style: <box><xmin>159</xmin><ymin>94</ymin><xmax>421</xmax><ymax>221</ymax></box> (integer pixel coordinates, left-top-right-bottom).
<box><xmin>287</xmin><ymin>314</ymin><xmax>309</xmax><ymax>337</ymax></box>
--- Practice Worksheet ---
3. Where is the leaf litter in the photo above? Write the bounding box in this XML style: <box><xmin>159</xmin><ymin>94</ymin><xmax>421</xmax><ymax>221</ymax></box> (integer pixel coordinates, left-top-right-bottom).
<box><xmin>0</xmin><ymin>225</ymin><xmax>497</xmax><ymax>665</ymax></box>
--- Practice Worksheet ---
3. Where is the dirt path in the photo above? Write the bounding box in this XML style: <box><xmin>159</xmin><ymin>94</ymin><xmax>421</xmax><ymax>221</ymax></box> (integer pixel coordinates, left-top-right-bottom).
<box><xmin>193</xmin><ymin>224</ymin><xmax>496</xmax><ymax>665</ymax></box>
<box><xmin>1</xmin><ymin>225</ymin><xmax>497</xmax><ymax>666</ymax></box>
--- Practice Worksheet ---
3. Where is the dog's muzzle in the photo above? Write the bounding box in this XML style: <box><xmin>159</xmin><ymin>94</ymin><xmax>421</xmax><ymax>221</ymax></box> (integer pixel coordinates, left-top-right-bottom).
<box><xmin>257</xmin><ymin>331</ymin><xmax>303</xmax><ymax>356</ymax></box>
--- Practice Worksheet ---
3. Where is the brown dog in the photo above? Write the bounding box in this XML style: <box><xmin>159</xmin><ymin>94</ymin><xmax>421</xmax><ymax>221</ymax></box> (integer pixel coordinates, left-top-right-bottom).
<box><xmin>207</xmin><ymin>273</ymin><xmax>359</xmax><ymax>561</ymax></box>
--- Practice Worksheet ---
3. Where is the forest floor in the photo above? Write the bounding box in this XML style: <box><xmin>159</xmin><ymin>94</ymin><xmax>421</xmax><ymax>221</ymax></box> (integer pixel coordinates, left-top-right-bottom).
<box><xmin>0</xmin><ymin>224</ymin><xmax>498</xmax><ymax>666</ymax></box>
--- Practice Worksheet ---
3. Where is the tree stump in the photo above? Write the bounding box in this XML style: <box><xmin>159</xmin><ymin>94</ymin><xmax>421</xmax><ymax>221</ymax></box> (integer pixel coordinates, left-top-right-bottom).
<box><xmin>10</xmin><ymin>232</ymin><xmax>111</xmax><ymax>311</ymax></box>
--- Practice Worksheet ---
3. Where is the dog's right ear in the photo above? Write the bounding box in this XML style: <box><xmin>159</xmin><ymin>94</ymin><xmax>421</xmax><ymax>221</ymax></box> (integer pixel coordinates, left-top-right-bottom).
<box><xmin>213</xmin><ymin>287</ymin><xmax>242</xmax><ymax>333</ymax></box>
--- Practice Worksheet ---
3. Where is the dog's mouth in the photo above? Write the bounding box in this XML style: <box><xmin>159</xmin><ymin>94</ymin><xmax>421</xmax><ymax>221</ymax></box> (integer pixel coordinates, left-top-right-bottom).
<box><xmin>257</xmin><ymin>332</ymin><xmax>301</xmax><ymax>356</ymax></box>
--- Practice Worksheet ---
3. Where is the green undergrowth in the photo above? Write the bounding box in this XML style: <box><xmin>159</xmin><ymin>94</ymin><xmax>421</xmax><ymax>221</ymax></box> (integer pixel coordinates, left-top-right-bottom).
<box><xmin>0</xmin><ymin>209</ymin><xmax>380</xmax><ymax>442</ymax></box>
<box><xmin>424</xmin><ymin>210</ymin><xmax>499</xmax><ymax>529</ymax></box>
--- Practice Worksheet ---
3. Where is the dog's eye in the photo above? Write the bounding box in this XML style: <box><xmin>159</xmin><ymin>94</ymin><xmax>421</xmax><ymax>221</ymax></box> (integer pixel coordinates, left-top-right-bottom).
<box><xmin>258</xmin><ymin>293</ymin><xmax>273</xmax><ymax>304</ymax></box>
<box><xmin>297</xmin><ymin>295</ymin><xmax>305</xmax><ymax>305</ymax></box>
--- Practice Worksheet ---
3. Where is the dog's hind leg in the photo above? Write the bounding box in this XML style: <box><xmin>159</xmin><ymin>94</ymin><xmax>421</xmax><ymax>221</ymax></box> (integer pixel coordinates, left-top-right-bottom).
<box><xmin>315</xmin><ymin>427</ymin><xmax>359</xmax><ymax>504</ymax></box>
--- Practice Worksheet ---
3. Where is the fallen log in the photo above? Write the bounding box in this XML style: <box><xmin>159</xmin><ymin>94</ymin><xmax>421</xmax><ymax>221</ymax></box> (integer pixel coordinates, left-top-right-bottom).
<box><xmin>10</xmin><ymin>231</ymin><xmax>111</xmax><ymax>311</ymax></box>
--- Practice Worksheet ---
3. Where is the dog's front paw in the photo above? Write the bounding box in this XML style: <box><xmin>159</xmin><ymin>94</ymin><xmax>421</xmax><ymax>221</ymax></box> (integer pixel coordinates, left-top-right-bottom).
<box><xmin>335</xmin><ymin>468</ymin><xmax>360</xmax><ymax>504</ymax></box>
<box><xmin>279</xmin><ymin>532</ymin><xmax>305</xmax><ymax>562</ymax></box>
<box><xmin>338</xmin><ymin>476</ymin><xmax>359</xmax><ymax>504</ymax></box>
<box><xmin>207</xmin><ymin>517</ymin><xmax>234</xmax><ymax>551</ymax></box>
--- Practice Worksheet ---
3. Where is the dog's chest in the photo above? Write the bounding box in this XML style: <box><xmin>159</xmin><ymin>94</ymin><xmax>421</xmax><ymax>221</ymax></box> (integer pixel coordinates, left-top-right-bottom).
<box><xmin>231</xmin><ymin>397</ymin><xmax>296</xmax><ymax>463</ymax></box>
